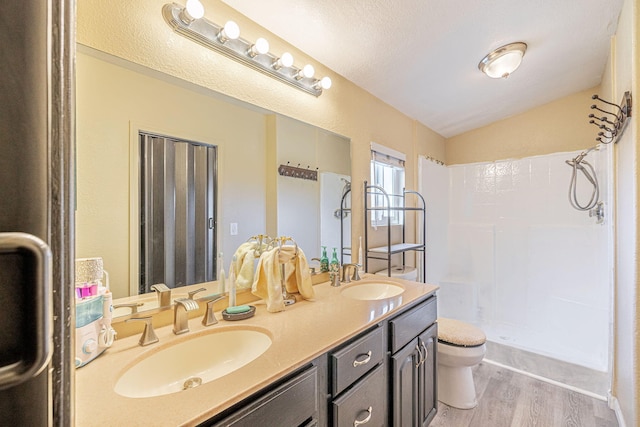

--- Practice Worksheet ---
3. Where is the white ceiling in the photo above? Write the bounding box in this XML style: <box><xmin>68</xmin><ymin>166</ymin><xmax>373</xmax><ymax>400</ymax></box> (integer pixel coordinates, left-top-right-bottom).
<box><xmin>221</xmin><ymin>0</ymin><xmax>623</xmax><ymax>137</ymax></box>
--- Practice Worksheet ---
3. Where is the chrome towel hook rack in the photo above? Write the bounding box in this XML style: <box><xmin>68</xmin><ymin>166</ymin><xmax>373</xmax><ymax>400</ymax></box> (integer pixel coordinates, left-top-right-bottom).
<box><xmin>588</xmin><ymin>91</ymin><xmax>632</xmax><ymax>144</ymax></box>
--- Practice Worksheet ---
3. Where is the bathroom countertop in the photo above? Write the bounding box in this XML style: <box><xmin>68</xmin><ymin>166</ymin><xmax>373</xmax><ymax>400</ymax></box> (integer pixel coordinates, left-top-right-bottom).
<box><xmin>75</xmin><ymin>275</ymin><xmax>438</xmax><ymax>426</ymax></box>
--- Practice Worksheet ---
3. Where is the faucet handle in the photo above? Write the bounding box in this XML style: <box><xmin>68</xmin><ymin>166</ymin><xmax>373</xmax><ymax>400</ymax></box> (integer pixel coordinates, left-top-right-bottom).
<box><xmin>113</xmin><ymin>302</ymin><xmax>144</xmax><ymax>314</ymax></box>
<box><xmin>188</xmin><ymin>287</ymin><xmax>207</xmax><ymax>300</ymax></box>
<box><xmin>351</xmin><ymin>265</ymin><xmax>361</xmax><ymax>282</ymax></box>
<box><xmin>202</xmin><ymin>295</ymin><xmax>224</xmax><ymax>326</ymax></box>
<box><xmin>151</xmin><ymin>283</ymin><xmax>171</xmax><ymax>307</ymax></box>
<box><xmin>126</xmin><ymin>316</ymin><xmax>159</xmax><ymax>346</ymax></box>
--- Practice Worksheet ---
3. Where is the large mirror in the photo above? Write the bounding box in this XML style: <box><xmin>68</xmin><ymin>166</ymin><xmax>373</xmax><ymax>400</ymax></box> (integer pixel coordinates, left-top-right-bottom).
<box><xmin>75</xmin><ymin>45</ymin><xmax>351</xmax><ymax>318</ymax></box>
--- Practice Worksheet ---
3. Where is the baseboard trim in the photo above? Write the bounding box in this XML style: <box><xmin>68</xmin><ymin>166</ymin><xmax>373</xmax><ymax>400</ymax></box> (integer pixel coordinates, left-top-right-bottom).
<box><xmin>482</xmin><ymin>358</ymin><xmax>607</xmax><ymax>401</ymax></box>
<box><xmin>608</xmin><ymin>395</ymin><xmax>627</xmax><ymax>427</ymax></box>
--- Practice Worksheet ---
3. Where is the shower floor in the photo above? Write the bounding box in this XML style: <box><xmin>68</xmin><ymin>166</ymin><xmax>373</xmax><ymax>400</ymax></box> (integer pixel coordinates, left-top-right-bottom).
<box><xmin>484</xmin><ymin>341</ymin><xmax>610</xmax><ymax>398</ymax></box>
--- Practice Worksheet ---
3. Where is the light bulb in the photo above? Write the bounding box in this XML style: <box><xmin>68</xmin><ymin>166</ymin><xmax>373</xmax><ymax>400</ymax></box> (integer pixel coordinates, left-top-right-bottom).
<box><xmin>248</xmin><ymin>37</ymin><xmax>269</xmax><ymax>57</ymax></box>
<box><xmin>181</xmin><ymin>0</ymin><xmax>204</xmax><ymax>23</ymax></box>
<box><xmin>218</xmin><ymin>20</ymin><xmax>240</xmax><ymax>43</ymax></box>
<box><xmin>302</xmin><ymin>64</ymin><xmax>315</xmax><ymax>78</ymax></box>
<box><xmin>314</xmin><ymin>76</ymin><xmax>333</xmax><ymax>91</ymax></box>
<box><xmin>273</xmin><ymin>52</ymin><xmax>294</xmax><ymax>70</ymax></box>
<box><xmin>320</xmin><ymin>76</ymin><xmax>332</xmax><ymax>90</ymax></box>
<box><xmin>281</xmin><ymin>52</ymin><xmax>294</xmax><ymax>67</ymax></box>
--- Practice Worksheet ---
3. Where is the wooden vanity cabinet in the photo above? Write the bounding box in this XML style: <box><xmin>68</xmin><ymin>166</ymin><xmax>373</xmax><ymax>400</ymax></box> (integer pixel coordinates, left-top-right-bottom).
<box><xmin>389</xmin><ymin>296</ymin><xmax>438</xmax><ymax>426</ymax></box>
<box><xmin>200</xmin><ymin>294</ymin><xmax>438</xmax><ymax>427</ymax></box>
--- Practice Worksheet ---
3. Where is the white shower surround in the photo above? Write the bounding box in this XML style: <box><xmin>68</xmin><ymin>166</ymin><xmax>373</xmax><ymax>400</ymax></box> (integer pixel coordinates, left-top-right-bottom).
<box><xmin>421</xmin><ymin>148</ymin><xmax>612</xmax><ymax>372</ymax></box>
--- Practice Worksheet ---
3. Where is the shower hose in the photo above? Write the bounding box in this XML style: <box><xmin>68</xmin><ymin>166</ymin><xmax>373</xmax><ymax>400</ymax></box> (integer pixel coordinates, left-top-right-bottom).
<box><xmin>565</xmin><ymin>152</ymin><xmax>599</xmax><ymax>211</ymax></box>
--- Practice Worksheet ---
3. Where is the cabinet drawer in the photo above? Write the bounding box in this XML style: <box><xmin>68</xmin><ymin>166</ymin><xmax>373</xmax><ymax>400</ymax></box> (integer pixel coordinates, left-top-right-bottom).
<box><xmin>210</xmin><ymin>366</ymin><xmax>317</xmax><ymax>427</ymax></box>
<box><xmin>389</xmin><ymin>296</ymin><xmax>437</xmax><ymax>353</ymax></box>
<box><xmin>331</xmin><ymin>326</ymin><xmax>384</xmax><ymax>396</ymax></box>
<box><xmin>332</xmin><ymin>364</ymin><xmax>386</xmax><ymax>427</ymax></box>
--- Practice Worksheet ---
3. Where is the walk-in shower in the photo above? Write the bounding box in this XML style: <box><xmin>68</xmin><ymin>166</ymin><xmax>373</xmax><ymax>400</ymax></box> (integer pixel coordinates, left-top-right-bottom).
<box><xmin>419</xmin><ymin>148</ymin><xmax>613</xmax><ymax>396</ymax></box>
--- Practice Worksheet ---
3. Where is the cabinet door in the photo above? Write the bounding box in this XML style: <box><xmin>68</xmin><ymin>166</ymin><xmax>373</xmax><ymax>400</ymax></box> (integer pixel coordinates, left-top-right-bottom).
<box><xmin>418</xmin><ymin>324</ymin><xmax>437</xmax><ymax>426</ymax></box>
<box><xmin>391</xmin><ymin>339</ymin><xmax>419</xmax><ymax>427</ymax></box>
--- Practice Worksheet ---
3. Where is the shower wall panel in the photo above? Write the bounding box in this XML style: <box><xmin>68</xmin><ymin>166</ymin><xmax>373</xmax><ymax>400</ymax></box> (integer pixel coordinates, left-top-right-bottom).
<box><xmin>443</xmin><ymin>149</ymin><xmax>610</xmax><ymax>371</ymax></box>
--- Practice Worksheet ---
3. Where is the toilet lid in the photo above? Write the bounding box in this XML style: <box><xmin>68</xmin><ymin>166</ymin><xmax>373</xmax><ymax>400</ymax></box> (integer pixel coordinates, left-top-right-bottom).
<box><xmin>437</xmin><ymin>317</ymin><xmax>486</xmax><ymax>347</ymax></box>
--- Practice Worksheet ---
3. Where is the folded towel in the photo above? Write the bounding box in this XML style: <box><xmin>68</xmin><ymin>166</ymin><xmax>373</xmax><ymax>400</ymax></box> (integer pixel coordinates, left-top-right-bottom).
<box><xmin>252</xmin><ymin>247</ymin><xmax>285</xmax><ymax>312</ymax></box>
<box><xmin>233</xmin><ymin>242</ymin><xmax>258</xmax><ymax>289</ymax></box>
<box><xmin>252</xmin><ymin>245</ymin><xmax>315</xmax><ymax>312</ymax></box>
<box><xmin>280</xmin><ymin>246</ymin><xmax>314</xmax><ymax>300</ymax></box>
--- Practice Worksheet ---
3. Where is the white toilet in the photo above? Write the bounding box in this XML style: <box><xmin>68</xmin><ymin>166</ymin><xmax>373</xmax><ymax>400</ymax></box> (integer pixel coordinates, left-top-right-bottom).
<box><xmin>437</xmin><ymin>317</ymin><xmax>486</xmax><ymax>409</ymax></box>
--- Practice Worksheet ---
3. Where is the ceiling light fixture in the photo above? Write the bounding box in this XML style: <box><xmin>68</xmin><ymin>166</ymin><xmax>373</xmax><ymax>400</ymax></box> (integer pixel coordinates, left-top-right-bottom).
<box><xmin>163</xmin><ymin>3</ymin><xmax>332</xmax><ymax>96</ymax></box>
<box><xmin>478</xmin><ymin>42</ymin><xmax>527</xmax><ymax>79</ymax></box>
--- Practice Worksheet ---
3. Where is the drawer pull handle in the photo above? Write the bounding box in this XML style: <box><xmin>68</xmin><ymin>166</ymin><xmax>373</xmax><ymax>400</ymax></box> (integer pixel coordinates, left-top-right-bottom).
<box><xmin>352</xmin><ymin>351</ymin><xmax>372</xmax><ymax>367</ymax></box>
<box><xmin>353</xmin><ymin>406</ymin><xmax>372</xmax><ymax>426</ymax></box>
<box><xmin>420</xmin><ymin>341</ymin><xmax>428</xmax><ymax>367</ymax></box>
<box><xmin>415</xmin><ymin>344</ymin><xmax>424</xmax><ymax>368</ymax></box>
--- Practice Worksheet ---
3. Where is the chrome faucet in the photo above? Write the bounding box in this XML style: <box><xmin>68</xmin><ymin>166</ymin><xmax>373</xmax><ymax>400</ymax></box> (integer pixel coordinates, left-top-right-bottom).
<box><xmin>342</xmin><ymin>264</ymin><xmax>361</xmax><ymax>284</ymax></box>
<box><xmin>151</xmin><ymin>283</ymin><xmax>171</xmax><ymax>307</ymax></box>
<box><xmin>173</xmin><ymin>297</ymin><xmax>200</xmax><ymax>335</ymax></box>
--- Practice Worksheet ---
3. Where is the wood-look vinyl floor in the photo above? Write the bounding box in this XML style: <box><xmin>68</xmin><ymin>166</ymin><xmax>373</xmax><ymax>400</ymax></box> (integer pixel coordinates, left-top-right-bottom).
<box><xmin>431</xmin><ymin>362</ymin><xmax>618</xmax><ymax>427</ymax></box>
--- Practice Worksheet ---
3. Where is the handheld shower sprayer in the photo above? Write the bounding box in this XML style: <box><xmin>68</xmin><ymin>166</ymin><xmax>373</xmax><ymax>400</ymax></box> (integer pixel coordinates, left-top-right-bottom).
<box><xmin>565</xmin><ymin>147</ymin><xmax>600</xmax><ymax>213</ymax></box>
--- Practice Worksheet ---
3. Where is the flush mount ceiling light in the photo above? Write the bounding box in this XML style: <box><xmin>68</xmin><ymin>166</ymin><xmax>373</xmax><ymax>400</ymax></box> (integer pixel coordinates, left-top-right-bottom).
<box><xmin>478</xmin><ymin>42</ymin><xmax>527</xmax><ymax>79</ymax></box>
<box><xmin>163</xmin><ymin>1</ymin><xmax>332</xmax><ymax>96</ymax></box>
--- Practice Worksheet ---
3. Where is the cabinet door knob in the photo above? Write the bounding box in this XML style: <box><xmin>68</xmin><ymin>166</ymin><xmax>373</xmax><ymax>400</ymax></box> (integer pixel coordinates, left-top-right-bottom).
<box><xmin>353</xmin><ymin>406</ymin><xmax>372</xmax><ymax>426</ymax></box>
<box><xmin>352</xmin><ymin>350</ymin><xmax>372</xmax><ymax>367</ymax></box>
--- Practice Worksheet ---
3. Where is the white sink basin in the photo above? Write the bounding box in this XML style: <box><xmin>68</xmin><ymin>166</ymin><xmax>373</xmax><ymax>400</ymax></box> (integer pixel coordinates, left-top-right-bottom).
<box><xmin>114</xmin><ymin>328</ymin><xmax>272</xmax><ymax>398</ymax></box>
<box><xmin>341</xmin><ymin>281</ymin><xmax>405</xmax><ymax>300</ymax></box>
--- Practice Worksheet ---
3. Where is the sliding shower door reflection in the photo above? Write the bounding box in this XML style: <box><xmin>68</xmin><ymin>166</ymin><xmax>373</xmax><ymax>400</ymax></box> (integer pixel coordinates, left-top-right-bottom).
<box><xmin>139</xmin><ymin>132</ymin><xmax>217</xmax><ymax>294</ymax></box>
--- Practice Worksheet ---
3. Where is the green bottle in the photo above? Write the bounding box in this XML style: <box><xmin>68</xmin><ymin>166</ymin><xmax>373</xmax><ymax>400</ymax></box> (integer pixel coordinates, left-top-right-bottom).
<box><xmin>329</xmin><ymin>247</ymin><xmax>340</xmax><ymax>281</ymax></box>
<box><xmin>320</xmin><ymin>246</ymin><xmax>329</xmax><ymax>272</ymax></box>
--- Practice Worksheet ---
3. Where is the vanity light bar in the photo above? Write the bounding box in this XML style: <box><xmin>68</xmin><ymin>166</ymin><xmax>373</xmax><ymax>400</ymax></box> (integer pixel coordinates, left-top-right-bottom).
<box><xmin>162</xmin><ymin>2</ymin><xmax>330</xmax><ymax>97</ymax></box>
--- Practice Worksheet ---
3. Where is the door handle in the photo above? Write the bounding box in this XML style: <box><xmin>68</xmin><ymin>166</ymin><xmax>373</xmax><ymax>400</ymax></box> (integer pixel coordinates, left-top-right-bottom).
<box><xmin>0</xmin><ymin>232</ymin><xmax>52</xmax><ymax>390</ymax></box>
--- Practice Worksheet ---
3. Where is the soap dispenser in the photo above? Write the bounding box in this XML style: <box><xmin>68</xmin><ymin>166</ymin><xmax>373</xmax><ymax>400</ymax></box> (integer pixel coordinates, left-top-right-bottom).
<box><xmin>320</xmin><ymin>246</ymin><xmax>329</xmax><ymax>273</ymax></box>
<box><xmin>329</xmin><ymin>247</ymin><xmax>340</xmax><ymax>282</ymax></box>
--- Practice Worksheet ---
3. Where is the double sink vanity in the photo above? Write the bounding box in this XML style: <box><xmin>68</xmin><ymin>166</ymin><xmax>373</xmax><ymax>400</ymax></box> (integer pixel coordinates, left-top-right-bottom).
<box><xmin>76</xmin><ymin>276</ymin><xmax>438</xmax><ymax>426</ymax></box>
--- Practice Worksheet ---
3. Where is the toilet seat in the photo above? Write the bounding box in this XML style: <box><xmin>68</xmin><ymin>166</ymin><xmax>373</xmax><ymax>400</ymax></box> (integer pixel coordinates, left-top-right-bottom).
<box><xmin>437</xmin><ymin>317</ymin><xmax>486</xmax><ymax>347</ymax></box>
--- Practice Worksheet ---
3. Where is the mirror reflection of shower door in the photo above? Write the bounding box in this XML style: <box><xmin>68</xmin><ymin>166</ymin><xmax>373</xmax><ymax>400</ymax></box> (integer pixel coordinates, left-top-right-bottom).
<box><xmin>139</xmin><ymin>132</ymin><xmax>217</xmax><ymax>294</ymax></box>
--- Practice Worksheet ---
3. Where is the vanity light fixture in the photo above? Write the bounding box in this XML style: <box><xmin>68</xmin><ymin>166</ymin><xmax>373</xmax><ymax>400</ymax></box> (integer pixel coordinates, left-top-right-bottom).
<box><xmin>163</xmin><ymin>2</ymin><xmax>332</xmax><ymax>96</ymax></box>
<box><xmin>478</xmin><ymin>42</ymin><xmax>527</xmax><ymax>79</ymax></box>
